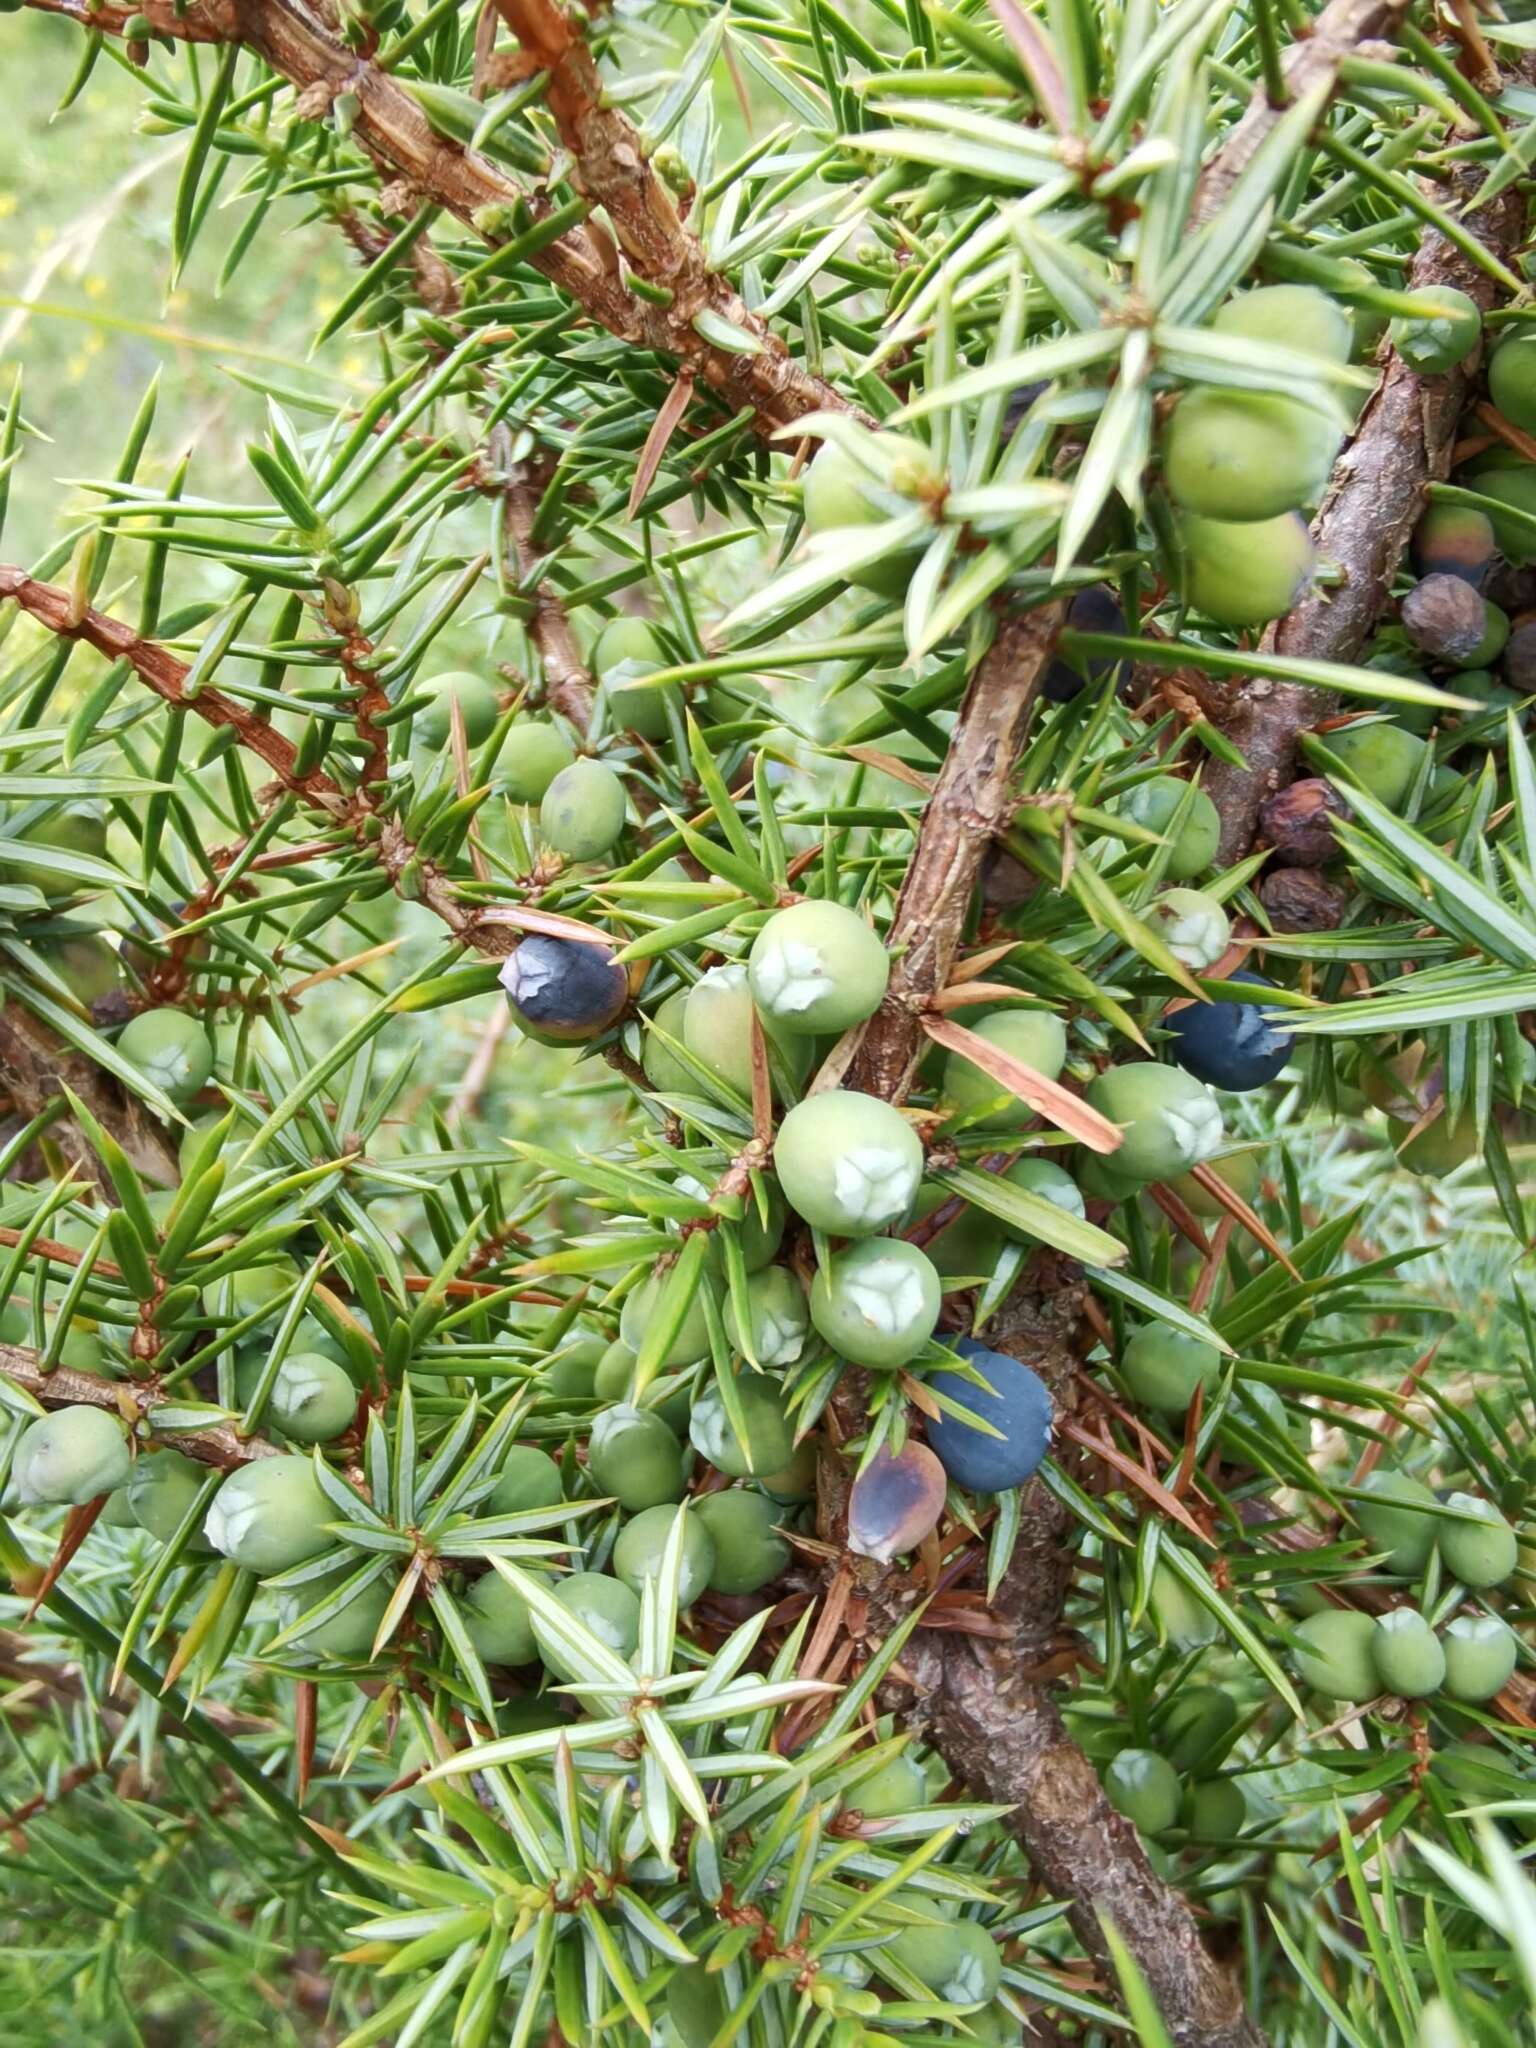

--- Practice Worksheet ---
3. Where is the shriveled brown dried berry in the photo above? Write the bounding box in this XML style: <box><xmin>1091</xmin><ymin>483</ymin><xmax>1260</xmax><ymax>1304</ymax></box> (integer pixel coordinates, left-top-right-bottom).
<box><xmin>1503</xmin><ymin>612</ymin><xmax>1536</xmax><ymax>694</ymax></box>
<box><xmin>1259</xmin><ymin>867</ymin><xmax>1348</xmax><ymax>932</ymax></box>
<box><xmin>1258</xmin><ymin>777</ymin><xmax>1350</xmax><ymax>866</ymax></box>
<box><xmin>1400</xmin><ymin>574</ymin><xmax>1491</xmax><ymax>666</ymax></box>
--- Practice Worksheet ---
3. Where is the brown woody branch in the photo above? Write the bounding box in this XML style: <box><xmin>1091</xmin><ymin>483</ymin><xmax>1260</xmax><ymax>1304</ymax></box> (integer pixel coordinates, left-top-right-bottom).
<box><xmin>820</xmin><ymin>601</ymin><xmax>1264</xmax><ymax>2043</ymax></box>
<box><xmin>23</xmin><ymin>0</ymin><xmax>848</xmax><ymax>437</ymax></box>
<box><xmin>846</xmin><ymin>604</ymin><xmax>1067</xmax><ymax>1103</ymax></box>
<box><xmin>0</xmin><ymin>566</ymin><xmax>520</xmax><ymax>960</ymax></box>
<box><xmin>1192</xmin><ymin>0</ymin><xmax>1413</xmax><ymax>226</ymax></box>
<box><xmin>0</xmin><ymin>1000</ymin><xmax>179</xmax><ymax>1191</ymax></box>
<box><xmin>487</xmin><ymin>429</ymin><xmax>595</xmax><ymax>733</ymax></box>
<box><xmin>0</xmin><ymin>1342</ymin><xmax>278</xmax><ymax>1468</ymax></box>
<box><xmin>1196</xmin><ymin>77</ymin><xmax>1532</xmax><ymax>862</ymax></box>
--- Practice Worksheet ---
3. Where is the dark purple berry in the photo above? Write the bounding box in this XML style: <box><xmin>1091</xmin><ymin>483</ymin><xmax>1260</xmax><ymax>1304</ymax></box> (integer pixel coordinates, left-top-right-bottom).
<box><xmin>847</xmin><ymin>1441</ymin><xmax>947</xmax><ymax>1563</ymax></box>
<box><xmin>1166</xmin><ymin>971</ymin><xmax>1294</xmax><ymax>1093</ymax></box>
<box><xmin>1043</xmin><ymin>584</ymin><xmax>1126</xmax><ymax>703</ymax></box>
<box><xmin>925</xmin><ymin>1340</ymin><xmax>1053</xmax><ymax>1493</ymax></box>
<box><xmin>500</xmin><ymin>935</ymin><xmax>629</xmax><ymax>1043</ymax></box>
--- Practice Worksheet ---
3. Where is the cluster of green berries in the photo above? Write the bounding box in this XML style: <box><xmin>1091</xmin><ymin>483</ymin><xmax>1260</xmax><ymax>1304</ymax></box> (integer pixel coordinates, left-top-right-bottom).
<box><xmin>1286</xmin><ymin>1475</ymin><xmax>1521</xmax><ymax>1705</ymax></box>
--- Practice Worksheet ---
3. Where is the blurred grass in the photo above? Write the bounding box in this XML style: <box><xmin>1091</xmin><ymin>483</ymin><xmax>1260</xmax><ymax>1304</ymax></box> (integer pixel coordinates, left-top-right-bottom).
<box><xmin>0</xmin><ymin>18</ymin><xmax>371</xmax><ymax>560</ymax></box>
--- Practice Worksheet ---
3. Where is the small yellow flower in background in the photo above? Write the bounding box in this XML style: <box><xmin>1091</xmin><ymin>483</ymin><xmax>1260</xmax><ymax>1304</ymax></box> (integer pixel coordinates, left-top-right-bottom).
<box><xmin>83</xmin><ymin>275</ymin><xmax>107</xmax><ymax>299</ymax></box>
<box><xmin>32</xmin><ymin>223</ymin><xmax>54</xmax><ymax>249</ymax></box>
<box><xmin>0</xmin><ymin>193</ymin><xmax>18</xmax><ymax>220</ymax></box>
<box><xmin>342</xmin><ymin>354</ymin><xmax>367</xmax><ymax>381</ymax></box>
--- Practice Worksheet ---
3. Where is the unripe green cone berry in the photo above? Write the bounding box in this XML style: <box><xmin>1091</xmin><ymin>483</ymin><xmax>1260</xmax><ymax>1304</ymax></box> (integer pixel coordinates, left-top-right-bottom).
<box><xmin>1466</xmin><ymin>460</ymin><xmax>1536</xmax><ymax>565</ymax></box>
<box><xmin>1390</xmin><ymin>288</ymin><xmax>1480</xmax><ymax>375</ymax></box>
<box><xmin>692</xmin><ymin>1488</ymin><xmax>789</xmax><ymax>1594</ymax></box>
<box><xmin>1083</xmin><ymin>1064</ymin><xmax>1224</xmax><ymax>1184</ymax></box>
<box><xmin>996</xmin><ymin>1157</ymin><xmax>1085</xmax><ymax>1243</ymax></box>
<box><xmin>280</xmin><ymin>1568</ymin><xmax>393</xmax><ymax>1660</ymax></box>
<box><xmin>117</xmin><ymin>1007</ymin><xmax>214</xmax><ymax>1103</ymax></box>
<box><xmin>1176</xmin><ymin>511</ymin><xmax>1316</xmax><ymax>628</ymax></box>
<box><xmin>1104</xmin><ymin>1748</ymin><xmax>1182</xmax><ymax>1833</ymax></box>
<box><xmin>487</xmin><ymin>1445</ymin><xmax>563</xmax><ymax>1516</ymax></box>
<box><xmin>773</xmin><ymin>1089</ymin><xmax>924</xmax><ymax>1236</ymax></box>
<box><xmin>941</xmin><ymin>1007</ymin><xmax>1067</xmax><ymax>1128</ymax></box>
<box><xmin>1187</xmin><ymin>1776</ymin><xmax>1248</xmax><ymax>1839</ymax></box>
<box><xmin>612</xmin><ymin>1502</ymin><xmax>715</xmax><ymax>1608</ymax></box>
<box><xmin>1213</xmin><ymin>285</ymin><xmax>1354</xmax><ymax>363</ymax></box>
<box><xmin>1438</xmin><ymin>1494</ymin><xmax>1519</xmax><ymax>1587</ymax></box>
<box><xmin>203</xmin><ymin>1455</ymin><xmax>334</xmax><ymax>1574</ymax></box>
<box><xmin>1291</xmin><ymin>1608</ymin><xmax>1380</xmax><ymax>1702</ymax></box>
<box><xmin>914</xmin><ymin>1187</ymin><xmax>1006</xmax><ymax>1277</ymax></box>
<box><xmin>1371</xmin><ymin>1608</ymin><xmax>1445</xmax><ymax>1698</ymax></box>
<box><xmin>236</xmin><ymin>1351</ymin><xmax>356</xmax><ymax>1443</ymax></box>
<box><xmin>1168</xmin><ymin>1147</ymin><xmax>1262</xmax><ymax>1218</ymax></box>
<box><xmin>734</xmin><ymin>1186</ymin><xmax>786</xmax><ymax>1274</ymax></box>
<box><xmin>1488</xmin><ymin>333</ymin><xmax>1536</xmax><ymax>436</ymax></box>
<box><xmin>99</xmin><ymin>1486</ymin><xmax>138</xmax><ymax>1528</ymax></box>
<box><xmin>619</xmin><ymin>1273</ymin><xmax>716</xmax><ymax>1370</ymax></box>
<box><xmin>883</xmin><ymin>1917</ymin><xmax>1001</xmax><ymax>2006</ymax></box>
<box><xmin>33</xmin><ymin>931</ymin><xmax>121</xmax><ymax>1010</ymax></box>
<box><xmin>539</xmin><ymin>758</ymin><xmax>627</xmax><ymax>861</ymax></box>
<box><xmin>540</xmin><ymin>1571</ymin><xmax>640</xmax><ymax>1678</ymax></box>
<box><xmin>414</xmin><ymin>669</ymin><xmax>501</xmax><ymax>748</ymax></box>
<box><xmin>1076</xmin><ymin>1152</ymin><xmax>1145</xmax><ymax>1204</ymax></box>
<box><xmin>593</xmin><ymin>1339</ymin><xmax>638</xmax><ymax>1404</ymax></box>
<box><xmin>747</xmin><ymin>899</ymin><xmax>889</xmax><ymax>1035</ymax></box>
<box><xmin>217</xmin><ymin>1258</ymin><xmax>299</xmax><ymax>1331</ymax></box>
<box><xmin>500</xmin><ymin>718</ymin><xmax>575</xmax><ymax>802</ymax></box>
<box><xmin>690</xmin><ymin>1376</ymin><xmax>794</xmax><ymax>1478</ymax></box>
<box><xmin>1158</xmin><ymin>1684</ymin><xmax>1238</xmax><ymax>1773</ymax></box>
<box><xmin>1389</xmin><ymin>1109</ymin><xmax>1478</xmax><ymax>1179</ymax></box>
<box><xmin>682</xmin><ymin>963</ymin><xmax>811</xmax><ymax>1101</ymax></box>
<box><xmin>1441</xmin><ymin>1614</ymin><xmax>1518</xmax><ymax>1702</ymax></box>
<box><xmin>1120</xmin><ymin>1325</ymin><xmax>1221</xmax><ymax>1415</ymax></box>
<box><xmin>808</xmin><ymin>1237</ymin><xmax>940</xmax><ymax>1368</ymax></box>
<box><xmin>1148</xmin><ymin>888</ymin><xmax>1231</xmax><ymax>970</ymax></box>
<box><xmin>591</xmin><ymin>617</ymin><xmax>678</xmax><ymax>738</ymax></box>
<box><xmin>802</xmin><ymin>435</ymin><xmax>937</xmax><ymax>596</ymax></box>
<box><xmin>722</xmin><ymin>1264</ymin><xmax>809</xmax><ymax>1367</ymax></box>
<box><xmin>464</xmin><ymin>1569</ymin><xmax>538</xmax><ymax>1665</ymax></box>
<box><xmin>1148</xmin><ymin>1562</ymin><xmax>1221</xmax><ymax>1648</ymax></box>
<box><xmin>127</xmin><ymin>1448</ymin><xmax>215</xmax><ymax>1549</ymax></box>
<box><xmin>1122</xmin><ymin>777</ymin><xmax>1222</xmax><ymax>881</ymax></box>
<box><xmin>543</xmin><ymin>1333</ymin><xmax>609</xmax><ymax>1398</ymax></box>
<box><xmin>588</xmin><ymin>1404</ymin><xmax>685</xmax><ymax>1510</ymax></box>
<box><xmin>1353</xmin><ymin>1470</ymin><xmax>1439</xmax><ymax>1574</ymax></box>
<box><xmin>1</xmin><ymin>802</ymin><xmax>108</xmax><ymax>900</ymax></box>
<box><xmin>643</xmin><ymin>988</ymin><xmax>693</xmax><ymax>1093</ymax></box>
<box><xmin>15</xmin><ymin>1405</ymin><xmax>130</xmax><ymax>1506</ymax></box>
<box><xmin>850</xmin><ymin>1751</ymin><xmax>926</xmax><ymax>1818</ymax></box>
<box><xmin>666</xmin><ymin>1965</ymin><xmax>728</xmax><ymax>2048</ymax></box>
<box><xmin>757</xmin><ymin>1438</ymin><xmax>817</xmax><ymax>1502</ymax></box>
<box><xmin>1165</xmin><ymin>387</ymin><xmax>1340</xmax><ymax>522</ymax></box>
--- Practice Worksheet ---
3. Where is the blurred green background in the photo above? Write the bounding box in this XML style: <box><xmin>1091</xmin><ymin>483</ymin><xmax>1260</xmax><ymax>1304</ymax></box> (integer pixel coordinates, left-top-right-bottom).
<box><xmin>2</xmin><ymin>16</ymin><xmax>371</xmax><ymax>561</ymax></box>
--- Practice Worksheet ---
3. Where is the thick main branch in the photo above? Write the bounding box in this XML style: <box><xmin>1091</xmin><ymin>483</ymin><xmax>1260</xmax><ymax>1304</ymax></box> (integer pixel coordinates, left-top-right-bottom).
<box><xmin>24</xmin><ymin>0</ymin><xmax>847</xmax><ymax>436</ymax></box>
<box><xmin>822</xmin><ymin>600</ymin><xmax>1264</xmax><ymax>2044</ymax></box>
